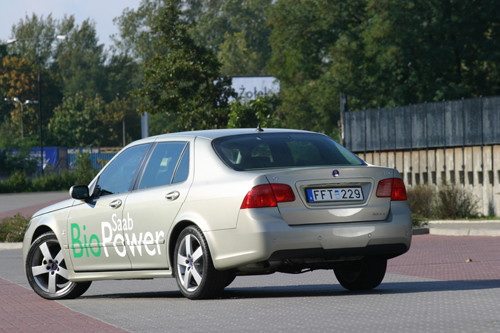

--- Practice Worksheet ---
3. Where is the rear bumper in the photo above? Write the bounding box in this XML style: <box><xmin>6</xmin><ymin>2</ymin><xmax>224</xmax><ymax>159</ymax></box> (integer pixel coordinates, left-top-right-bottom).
<box><xmin>205</xmin><ymin>201</ymin><xmax>413</xmax><ymax>270</ymax></box>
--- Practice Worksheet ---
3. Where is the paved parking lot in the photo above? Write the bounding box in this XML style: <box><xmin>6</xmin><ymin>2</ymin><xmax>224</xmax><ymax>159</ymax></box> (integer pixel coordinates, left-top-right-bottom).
<box><xmin>1</xmin><ymin>192</ymin><xmax>500</xmax><ymax>332</ymax></box>
<box><xmin>2</xmin><ymin>234</ymin><xmax>500</xmax><ymax>332</ymax></box>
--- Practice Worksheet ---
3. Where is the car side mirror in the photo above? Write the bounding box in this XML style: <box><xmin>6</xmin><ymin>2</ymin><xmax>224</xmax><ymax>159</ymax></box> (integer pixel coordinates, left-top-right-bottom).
<box><xmin>70</xmin><ymin>185</ymin><xmax>90</xmax><ymax>200</ymax></box>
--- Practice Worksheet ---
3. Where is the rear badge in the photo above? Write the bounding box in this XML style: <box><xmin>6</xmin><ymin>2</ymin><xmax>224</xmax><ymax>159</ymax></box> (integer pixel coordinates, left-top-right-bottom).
<box><xmin>332</xmin><ymin>170</ymin><xmax>340</xmax><ymax>177</ymax></box>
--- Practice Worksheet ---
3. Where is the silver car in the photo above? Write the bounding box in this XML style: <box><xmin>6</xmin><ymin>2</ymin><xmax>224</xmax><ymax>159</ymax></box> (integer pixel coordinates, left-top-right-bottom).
<box><xmin>23</xmin><ymin>128</ymin><xmax>412</xmax><ymax>300</ymax></box>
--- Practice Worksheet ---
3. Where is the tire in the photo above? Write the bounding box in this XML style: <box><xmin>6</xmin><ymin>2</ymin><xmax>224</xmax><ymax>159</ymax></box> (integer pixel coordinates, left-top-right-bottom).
<box><xmin>173</xmin><ymin>226</ymin><xmax>228</xmax><ymax>299</ymax></box>
<box><xmin>333</xmin><ymin>257</ymin><xmax>387</xmax><ymax>291</ymax></box>
<box><xmin>26</xmin><ymin>232</ymin><xmax>91</xmax><ymax>300</ymax></box>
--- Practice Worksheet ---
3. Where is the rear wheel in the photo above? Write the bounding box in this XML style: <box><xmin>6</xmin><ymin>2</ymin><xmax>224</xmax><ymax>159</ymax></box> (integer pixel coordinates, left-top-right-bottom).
<box><xmin>26</xmin><ymin>232</ymin><xmax>91</xmax><ymax>299</ymax></box>
<box><xmin>173</xmin><ymin>226</ymin><xmax>228</xmax><ymax>299</ymax></box>
<box><xmin>333</xmin><ymin>258</ymin><xmax>387</xmax><ymax>291</ymax></box>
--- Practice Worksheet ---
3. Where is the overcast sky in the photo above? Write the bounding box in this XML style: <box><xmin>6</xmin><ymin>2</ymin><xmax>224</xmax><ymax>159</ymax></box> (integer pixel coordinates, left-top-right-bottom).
<box><xmin>0</xmin><ymin>0</ymin><xmax>142</xmax><ymax>48</ymax></box>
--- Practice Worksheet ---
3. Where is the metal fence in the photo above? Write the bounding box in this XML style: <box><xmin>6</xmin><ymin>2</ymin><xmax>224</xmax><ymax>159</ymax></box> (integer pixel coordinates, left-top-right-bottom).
<box><xmin>67</xmin><ymin>148</ymin><xmax>119</xmax><ymax>170</ymax></box>
<box><xmin>344</xmin><ymin>96</ymin><xmax>500</xmax><ymax>153</ymax></box>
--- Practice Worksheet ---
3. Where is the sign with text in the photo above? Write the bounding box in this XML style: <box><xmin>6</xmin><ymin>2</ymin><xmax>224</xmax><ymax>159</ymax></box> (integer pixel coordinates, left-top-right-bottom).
<box><xmin>231</xmin><ymin>76</ymin><xmax>280</xmax><ymax>101</ymax></box>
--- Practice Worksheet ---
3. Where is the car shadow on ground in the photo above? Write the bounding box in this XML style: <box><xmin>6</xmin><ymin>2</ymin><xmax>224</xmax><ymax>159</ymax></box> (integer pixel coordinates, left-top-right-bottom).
<box><xmin>79</xmin><ymin>279</ymin><xmax>500</xmax><ymax>300</ymax></box>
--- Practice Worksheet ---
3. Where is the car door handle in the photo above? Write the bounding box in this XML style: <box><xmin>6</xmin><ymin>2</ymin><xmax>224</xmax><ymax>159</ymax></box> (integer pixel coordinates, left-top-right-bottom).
<box><xmin>109</xmin><ymin>199</ymin><xmax>122</xmax><ymax>209</ymax></box>
<box><xmin>165</xmin><ymin>191</ymin><xmax>180</xmax><ymax>201</ymax></box>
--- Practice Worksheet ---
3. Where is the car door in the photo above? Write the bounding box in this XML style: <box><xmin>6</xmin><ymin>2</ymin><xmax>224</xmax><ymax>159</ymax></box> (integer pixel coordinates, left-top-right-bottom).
<box><xmin>67</xmin><ymin>143</ymin><xmax>151</xmax><ymax>271</ymax></box>
<box><xmin>122</xmin><ymin>141</ymin><xmax>192</xmax><ymax>269</ymax></box>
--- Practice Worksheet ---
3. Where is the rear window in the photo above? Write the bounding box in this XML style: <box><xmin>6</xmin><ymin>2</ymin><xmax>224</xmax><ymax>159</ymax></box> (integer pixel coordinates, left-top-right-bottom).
<box><xmin>212</xmin><ymin>132</ymin><xmax>365</xmax><ymax>171</ymax></box>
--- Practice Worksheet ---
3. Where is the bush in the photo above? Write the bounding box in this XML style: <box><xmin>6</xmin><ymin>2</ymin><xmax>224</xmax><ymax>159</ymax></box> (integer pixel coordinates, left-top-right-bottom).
<box><xmin>0</xmin><ymin>153</ymin><xmax>97</xmax><ymax>193</ymax></box>
<box><xmin>406</xmin><ymin>183</ymin><xmax>479</xmax><ymax>221</ymax></box>
<box><xmin>435</xmin><ymin>184</ymin><xmax>479</xmax><ymax>219</ymax></box>
<box><xmin>0</xmin><ymin>213</ymin><xmax>30</xmax><ymax>242</ymax></box>
<box><xmin>0</xmin><ymin>148</ymin><xmax>38</xmax><ymax>176</ymax></box>
<box><xmin>73</xmin><ymin>152</ymin><xmax>97</xmax><ymax>185</ymax></box>
<box><xmin>0</xmin><ymin>170</ymin><xmax>32</xmax><ymax>193</ymax></box>
<box><xmin>407</xmin><ymin>185</ymin><xmax>435</xmax><ymax>218</ymax></box>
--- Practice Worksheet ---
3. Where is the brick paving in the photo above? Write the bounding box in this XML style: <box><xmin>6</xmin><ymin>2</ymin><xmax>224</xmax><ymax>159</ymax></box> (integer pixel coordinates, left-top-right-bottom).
<box><xmin>0</xmin><ymin>199</ymin><xmax>66</xmax><ymax>220</ymax></box>
<box><xmin>388</xmin><ymin>234</ymin><xmax>500</xmax><ymax>283</ymax></box>
<box><xmin>0</xmin><ymin>278</ymin><xmax>127</xmax><ymax>332</ymax></box>
<box><xmin>2</xmin><ymin>230</ymin><xmax>500</xmax><ymax>331</ymax></box>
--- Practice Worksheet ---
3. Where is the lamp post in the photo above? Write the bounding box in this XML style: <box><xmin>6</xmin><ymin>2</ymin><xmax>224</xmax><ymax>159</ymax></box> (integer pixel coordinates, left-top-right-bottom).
<box><xmin>6</xmin><ymin>35</ymin><xmax>66</xmax><ymax>173</ymax></box>
<box><xmin>4</xmin><ymin>97</ymin><xmax>38</xmax><ymax>138</ymax></box>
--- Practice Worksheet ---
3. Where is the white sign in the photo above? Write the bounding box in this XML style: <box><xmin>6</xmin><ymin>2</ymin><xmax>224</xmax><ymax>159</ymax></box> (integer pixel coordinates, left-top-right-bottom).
<box><xmin>231</xmin><ymin>76</ymin><xmax>280</xmax><ymax>101</ymax></box>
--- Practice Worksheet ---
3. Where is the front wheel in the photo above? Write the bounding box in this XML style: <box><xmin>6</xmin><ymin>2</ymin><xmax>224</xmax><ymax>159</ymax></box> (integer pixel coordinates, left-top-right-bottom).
<box><xmin>173</xmin><ymin>226</ymin><xmax>228</xmax><ymax>299</ymax></box>
<box><xmin>333</xmin><ymin>258</ymin><xmax>387</xmax><ymax>291</ymax></box>
<box><xmin>26</xmin><ymin>232</ymin><xmax>91</xmax><ymax>300</ymax></box>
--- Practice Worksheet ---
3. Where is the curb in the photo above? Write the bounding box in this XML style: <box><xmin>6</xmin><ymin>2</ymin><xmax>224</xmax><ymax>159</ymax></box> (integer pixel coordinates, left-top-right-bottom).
<box><xmin>0</xmin><ymin>242</ymin><xmax>22</xmax><ymax>250</ymax></box>
<box><xmin>429</xmin><ymin>220</ymin><xmax>500</xmax><ymax>236</ymax></box>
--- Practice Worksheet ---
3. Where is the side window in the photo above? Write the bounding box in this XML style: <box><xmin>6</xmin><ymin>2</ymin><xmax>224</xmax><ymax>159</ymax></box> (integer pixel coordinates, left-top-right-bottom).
<box><xmin>97</xmin><ymin>144</ymin><xmax>150</xmax><ymax>196</ymax></box>
<box><xmin>139</xmin><ymin>142</ymin><xmax>187</xmax><ymax>189</ymax></box>
<box><xmin>172</xmin><ymin>144</ymin><xmax>189</xmax><ymax>184</ymax></box>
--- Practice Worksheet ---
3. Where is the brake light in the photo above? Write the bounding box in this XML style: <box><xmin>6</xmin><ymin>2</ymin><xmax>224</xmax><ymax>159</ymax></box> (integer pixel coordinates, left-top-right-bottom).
<box><xmin>241</xmin><ymin>184</ymin><xmax>295</xmax><ymax>209</ymax></box>
<box><xmin>376</xmin><ymin>178</ymin><xmax>407</xmax><ymax>201</ymax></box>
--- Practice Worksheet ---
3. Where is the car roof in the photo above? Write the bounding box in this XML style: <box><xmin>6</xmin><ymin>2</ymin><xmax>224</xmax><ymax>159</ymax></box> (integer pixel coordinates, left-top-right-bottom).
<box><xmin>131</xmin><ymin>128</ymin><xmax>317</xmax><ymax>145</ymax></box>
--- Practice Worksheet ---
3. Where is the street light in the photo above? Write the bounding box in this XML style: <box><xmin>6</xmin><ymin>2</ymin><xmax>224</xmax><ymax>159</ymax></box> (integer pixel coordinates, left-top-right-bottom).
<box><xmin>4</xmin><ymin>97</ymin><xmax>38</xmax><ymax>138</ymax></box>
<box><xmin>5</xmin><ymin>35</ymin><xmax>66</xmax><ymax>172</ymax></box>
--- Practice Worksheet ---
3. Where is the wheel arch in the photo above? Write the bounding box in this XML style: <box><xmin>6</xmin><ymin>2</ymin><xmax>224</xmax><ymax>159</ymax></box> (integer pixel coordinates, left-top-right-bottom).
<box><xmin>30</xmin><ymin>225</ymin><xmax>54</xmax><ymax>244</ymax></box>
<box><xmin>168</xmin><ymin>220</ymin><xmax>197</xmax><ymax>267</ymax></box>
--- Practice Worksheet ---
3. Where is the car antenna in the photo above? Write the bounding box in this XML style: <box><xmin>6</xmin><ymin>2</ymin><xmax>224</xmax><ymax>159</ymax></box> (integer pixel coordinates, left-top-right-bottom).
<box><xmin>256</xmin><ymin>123</ymin><xmax>264</xmax><ymax>132</ymax></box>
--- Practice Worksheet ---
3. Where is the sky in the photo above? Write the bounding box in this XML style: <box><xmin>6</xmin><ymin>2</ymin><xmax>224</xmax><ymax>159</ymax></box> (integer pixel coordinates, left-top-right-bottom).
<box><xmin>0</xmin><ymin>0</ymin><xmax>142</xmax><ymax>49</ymax></box>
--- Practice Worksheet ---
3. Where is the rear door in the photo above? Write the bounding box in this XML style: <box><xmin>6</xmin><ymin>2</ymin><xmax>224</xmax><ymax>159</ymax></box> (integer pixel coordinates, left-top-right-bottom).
<box><xmin>122</xmin><ymin>140</ymin><xmax>193</xmax><ymax>269</ymax></box>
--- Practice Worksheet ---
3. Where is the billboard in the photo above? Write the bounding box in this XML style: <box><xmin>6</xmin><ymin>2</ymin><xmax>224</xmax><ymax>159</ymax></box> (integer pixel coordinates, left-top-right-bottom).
<box><xmin>231</xmin><ymin>76</ymin><xmax>280</xmax><ymax>101</ymax></box>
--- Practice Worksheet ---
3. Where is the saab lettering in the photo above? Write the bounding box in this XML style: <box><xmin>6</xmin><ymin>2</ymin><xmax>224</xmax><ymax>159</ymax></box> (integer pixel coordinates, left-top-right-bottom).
<box><xmin>112</xmin><ymin>212</ymin><xmax>134</xmax><ymax>231</ymax></box>
<box><xmin>70</xmin><ymin>223</ymin><xmax>101</xmax><ymax>258</ymax></box>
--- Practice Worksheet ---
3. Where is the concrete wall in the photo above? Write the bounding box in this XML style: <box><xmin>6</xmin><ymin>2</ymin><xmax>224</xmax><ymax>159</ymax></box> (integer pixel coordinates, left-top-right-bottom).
<box><xmin>358</xmin><ymin>145</ymin><xmax>500</xmax><ymax>216</ymax></box>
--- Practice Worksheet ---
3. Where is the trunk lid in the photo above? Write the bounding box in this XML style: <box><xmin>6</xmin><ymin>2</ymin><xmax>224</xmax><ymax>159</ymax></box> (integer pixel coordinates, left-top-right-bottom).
<box><xmin>265</xmin><ymin>166</ymin><xmax>398</xmax><ymax>225</ymax></box>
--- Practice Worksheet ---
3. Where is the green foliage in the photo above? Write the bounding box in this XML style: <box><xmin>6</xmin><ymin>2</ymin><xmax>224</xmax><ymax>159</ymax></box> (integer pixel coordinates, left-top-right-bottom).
<box><xmin>227</xmin><ymin>95</ymin><xmax>281</xmax><ymax>128</ymax></box>
<box><xmin>0</xmin><ymin>213</ymin><xmax>30</xmax><ymax>242</ymax></box>
<box><xmin>0</xmin><ymin>153</ymin><xmax>96</xmax><ymax>193</ymax></box>
<box><xmin>329</xmin><ymin>0</ymin><xmax>500</xmax><ymax>109</ymax></box>
<box><xmin>134</xmin><ymin>1</ymin><xmax>236</xmax><ymax>130</ymax></box>
<box><xmin>72</xmin><ymin>152</ymin><xmax>97</xmax><ymax>185</ymax></box>
<box><xmin>189</xmin><ymin>0</ymin><xmax>273</xmax><ymax>76</ymax></box>
<box><xmin>53</xmin><ymin>16</ymin><xmax>107</xmax><ymax>99</ymax></box>
<box><xmin>436</xmin><ymin>184</ymin><xmax>479</xmax><ymax>220</ymax></box>
<box><xmin>407</xmin><ymin>185</ymin><xmax>435</xmax><ymax>219</ymax></box>
<box><xmin>0</xmin><ymin>148</ymin><xmax>38</xmax><ymax>175</ymax></box>
<box><xmin>0</xmin><ymin>171</ymin><xmax>32</xmax><ymax>193</ymax></box>
<box><xmin>2</xmin><ymin>0</ymin><xmax>500</xmax><ymax>149</ymax></box>
<box><xmin>406</xmin><ymin>184</ymin><xmax>479</xmax><ymax>222</ymax></box>
<box><xmin>48</xmin><ymin>93</ymin><xmax>107</xmax><ymax>147</ymax></box>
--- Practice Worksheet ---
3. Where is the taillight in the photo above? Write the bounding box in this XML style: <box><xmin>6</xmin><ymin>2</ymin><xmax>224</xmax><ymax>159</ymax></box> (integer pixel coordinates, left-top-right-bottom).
<box><xmin>241</xmin><ymin>184</ymin><xmax>295</xmax><ymax>209</ymax></box>
<box><xmin>376</xmin><ymin>178</ymin><xmax>407</xmax><ymax>201</ymax></box>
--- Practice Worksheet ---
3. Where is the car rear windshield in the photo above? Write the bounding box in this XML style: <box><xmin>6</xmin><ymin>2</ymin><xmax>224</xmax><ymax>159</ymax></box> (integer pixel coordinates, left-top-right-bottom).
<box><xmin>212</xmin><ymin>132</ymin><xmax>365</xmax><ymax>171</ymax></box>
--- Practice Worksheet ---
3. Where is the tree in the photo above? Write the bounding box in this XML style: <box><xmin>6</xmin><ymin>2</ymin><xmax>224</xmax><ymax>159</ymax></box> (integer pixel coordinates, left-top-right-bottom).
<box><xmin>48</xmin><ymin>93</ymin><xmax>107</xmax><ymax>147</ymax></box>
<box><xmin>6</xmin><ymin>14</ymin><xmax>58</xmax><ymax>67</ymax></box>
<box><xmin>189</xmin><ymin>0</ymin><xmax>273</xmax><ymax>76</ymax></box>
<box><xmin>134</xmin><ymin>1</ymin><xmax>235</xmax><ymax>130</ymax></box>
<box><xmin>227</xmin><ymin>95</ymin><xmax>281</xmax><ymax>129</ymax></box>
<box><xmin>53</xmin><ymin>16</ymin><xmax>107</xmax><ymax>99</ymax></box>
<box><xmin>0</xmin><ymin>55</ymin><xmax>60</xmax><ymax>141</ymax></box>
<box><xmin>111</xmin><ymin>0</ymin><xmax>165</xmax><ymax>64</ymax></box>
<box><xmin>267</xmin><ymin>0</ymin><xmax>360</xmax><ymax>136</ymax></box>
<box><xmin>330</xmin><ymin>0</ymin><xmax>500</xmax><ymax>109</ymax></box>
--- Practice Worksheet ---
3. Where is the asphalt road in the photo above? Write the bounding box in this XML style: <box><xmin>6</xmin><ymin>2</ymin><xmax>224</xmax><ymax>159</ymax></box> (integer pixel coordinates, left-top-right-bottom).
<box><xmin>2</xmin><ymin>234</ymin><xmax>500</xmax><ymax>332</ymax></box>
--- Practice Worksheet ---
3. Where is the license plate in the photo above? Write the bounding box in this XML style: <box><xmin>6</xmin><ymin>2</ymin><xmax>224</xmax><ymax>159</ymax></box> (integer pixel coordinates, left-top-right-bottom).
<box><xmin>306</xmin><ymin>187</ymin><xmax>364</xmax><ymax>202</ymax></box>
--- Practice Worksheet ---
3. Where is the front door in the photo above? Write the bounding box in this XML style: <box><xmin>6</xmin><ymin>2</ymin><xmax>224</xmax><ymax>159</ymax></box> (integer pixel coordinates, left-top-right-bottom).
<box><xmin>67</xmin><ymin>143</ymin><xmax>151</xmax><ymax>271</ymax></box>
